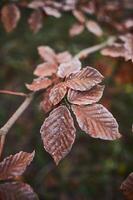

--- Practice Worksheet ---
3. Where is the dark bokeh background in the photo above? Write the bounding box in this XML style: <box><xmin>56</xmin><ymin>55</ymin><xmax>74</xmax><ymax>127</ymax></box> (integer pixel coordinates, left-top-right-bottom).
<box><xmin>0</xmin><ymin>11</ymin><xmax>133</xmax><ymax>200</ymax></box>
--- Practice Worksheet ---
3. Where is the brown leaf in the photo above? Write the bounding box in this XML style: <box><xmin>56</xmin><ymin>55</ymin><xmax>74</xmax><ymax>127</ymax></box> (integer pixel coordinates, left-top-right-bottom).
<box><xmin>69</xmin><ymin>23</ymin><xmax>84</xmax><ymax>37</ymax></box>
<box><xmin>67</xmin><ymin>85</ymin><xmax>104</xmax><ymax>105</ymax></box>
<box><xmin>120</xmin><ymin>34</ymin><xmax>133</xmax><ymax>62</ymax></box>
<box><xmin>0</xmin><ymin>182</ymin><xmax>38</xmax><ymax>200</ymax></box>
<box><xmin>56</xmin><ymin>51</ymin><xmax>72</xmax><ymax>64</ymax></box>
<box><xmin>57</xmin><ymin>58</ymin><xmax>81</xmax><ymax>78</ymax></box>
<box><xmin>101</xmin><ymin>43</ymin><xmax>125</xmax><ymax>58</ymax></box>
<box><xmin>40</xmin><ymin>106</ymin><xmax>76</xmax><ymax>164</ymax></box>
<box><xmin>38</xmin><ymin>46</ymin><xmax>56</xmax><ymax>63</ymax></box>
<box><xmin>34</xmin><ymin>62</ymin><xmax>57</xmax><ymax>77</ymax></box>
<box><xmin>49</xmin><ymin>83</ymin><xmax>67</xmax><ymax>105</ymax></box>
<box><xmin>25</xmin><ymin>77</ymin><xmax>52</xmax><ymax>91</ymax></box>
<box><xmin>72</xmin><ymin>104</ymin><xmax>121</xmax><ymax>140</ymax></box>
<box><xmin>86</xmin><ymin>20</ymin><xmax>103</xmax><ymax>37</ymax></box>
<box><xmin>1</xmin><ymin>4</ymin><xmax>21</xmax><ymax>32</ymax></box>
<box><xmin>0</xmin><ymin>151</ymin><xmax>35</xmax><ymax>180</ymax></box>
<box><xmin>72</xmin><ymin>10</ymin><xmax>86</xmax><ymax>23</ymax></box>
<box><xmin>40</xmin><ymin>89</ymin><xmax>53</xmax><ymax>113</ymax></box>
<box><xmin>66</xmin><ymin>66</ymin><xmax>104</xmax><ymax>91</ymax></box>
<box><xmin>120</xmin><ymin>172</ymin><xmax>133</xmax><ymax>200</ymax></box>
<box><xmin>28</xmin><ymin>10</ymin><xmax>43</xmax><ymax>33</ymax></box>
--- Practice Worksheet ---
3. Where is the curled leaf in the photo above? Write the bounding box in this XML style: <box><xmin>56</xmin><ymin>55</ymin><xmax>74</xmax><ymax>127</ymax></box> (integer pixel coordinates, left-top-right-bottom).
<box><xmin>72</xmin><ymin>104</ymin><xmax>121</xmax><ymax>140</ymax></box>
<box><xmin>25</xmin><ymin>77</ymin><xmax>52</xmax><ymax>91</ymax></box>
<box><xmin>67</xmin><ymin>85</ymin><xmax>104</xmax><ymax>105</ymax></box>
<box><xmin>57</xmin><ymin>58</ymin><xmax>81</xmax><ymax>78</ymax></box>
<box><xmin>66</xmin><ymin>66</ymin><xmax>104</xmax><ymax>91</ymax></box>
<box><xmin>40</xmin><ymin>106</ymin><xmax>76</xmax><ymax>165</ymax></box>
<box><xmin>49</xmin><ymin>83</ymin><xmax>67</xmax><ymax>105</ymax></box>
<box><xmin>0</xmin><ymin>151</ymin><xmax>35</xmax><ymax>180</ymax></box>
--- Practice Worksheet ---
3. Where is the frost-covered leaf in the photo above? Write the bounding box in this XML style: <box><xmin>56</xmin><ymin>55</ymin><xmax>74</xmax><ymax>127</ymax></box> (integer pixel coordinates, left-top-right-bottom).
<box><xmin>72</xmin><ymin>104</ymin><xmax>121</xmax><ymax>140</ymax></box>
<box><xmin>57</xmin><ymin>51</ymin><xmax>72</xmax><ymax>64</ymax></box>
<box><xmin>57</xmin><ymin>58</ymin><xmax>81</xmax><ymax>78</ymax></box>
<box><xmin>120</xmin><ymin>172</ymin><xmax>133</xmax><ymax>200</ymax></box>
<box><xmin>101</xmin><ymin>44</ymin><xmax>125</xmax><ymax>58</ymax></box>
<box><xmin>0</xmin><ymin>151</ymin><xmax>35</xmax><ymax>180</ymax></box>
<box><xmin>40</xmin><ymin>89</ymin><xmax>53</xmax><ymax>113</ymax></box>
<box><xmin>67</xmin><ymin>85</ymin><xmax>104</xmax><ymax>105</ymax></box>
<box><xmin>86</xmin><ymin>20</ymin><xmax>103</xmax><ymax>37</ymax></box>
<box><xmin>0</xmin><ymin>182</ymin><xmax>38</xmax><ymax>200</ymax></box>
<box><xmin>34</xmin><ymin>62</ymin><xmax>57</xmax><ymax>77</ymax></box>
<box><xmin>69</xmin><ymin>23</ymin><xmax>84</xmax><ymax>37</ymax></box>
<box><xmin>38</xmin><ymin>46</ymin><xmax>56</xmax><ymax>63</ymax></box>
<box><xmin>66</xmin><ymin>66</ymin><xmax>104</xmax><ymax>91</ymax></box>
<box><xmin>25</xmin><ymin>77</ymin><xmax>52</xmax><ymax>91</ymax></box>
<box><xmin>28</xmin><ymin>10</ymin><xmax>43</xmax><ymax>33</ymax></box>
<box><xmin>49</xmin><ymin>83</ymin><xmax>67</xmax><ymax>105</ymax></box>
<box><xmin>40</xmin><ymin>106</ymin><xmax>76</xmax><ymax>165</ymax></box>
<box><xmin>1</xmin><ymin>4</ymin><xmax>21</xmax><ymax>32</ymax></box>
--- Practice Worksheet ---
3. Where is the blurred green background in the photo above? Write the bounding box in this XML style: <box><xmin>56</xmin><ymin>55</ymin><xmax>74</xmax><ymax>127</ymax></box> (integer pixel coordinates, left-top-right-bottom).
<box><xmin>0</xmin><ymin>10</ymin><xmax>133</xmax><ymax>200</ymax></box>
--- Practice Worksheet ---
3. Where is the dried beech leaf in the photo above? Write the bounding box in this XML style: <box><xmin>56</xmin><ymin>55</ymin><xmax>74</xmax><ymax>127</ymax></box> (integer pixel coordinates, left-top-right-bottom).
<box><xmin>28</xmin><ymin>1</ymin><xmax>45</xmax><ymax>9</ymax></box>
<box><xmin>28</xmin><ymin>10</ymin><xmax>43</xmax><ymax>33</ymax></box>
<box><xmin>0</xmin><ymin>182</ymin><xmax>38</xmax><ymax>200</ymax></box>
<box><xmin>101</xmin><ymin>44</ymin><xmax>125</xmax><ymax>58</ymax></box>
<box><xmin>72</xmin><ymin>104</ymin><xmax>121</xmax><ymax>140</ymax></box>
<box><xmin>120</xmin><ymin>172</ymin><xmax>133</xmax><ymax>200</ymax></box>
<box><xmin>40</xmin><ymin>106</ymin><xmax>76</xmax><ymax>164</ymax></box>
<box><xmin>69</xmin><ymin>23</ymin><xmax>84</xmax><ymax>37</ymax></box>
<box><xmin>38</xmin><ymin>46</ymin><xmax>56</xmax><ymax>63</ymax></box>
<box><xmin>49</xmin><ymin>83</ymin><xmax>67</xmax><ymax>105</ymax></box>
<box><xmin>67</xmin><ymin>85</ymin><xmax>105</xmax><ymax>105</ymax></box>
<box><xmin>120</xmin><ymin>34</ymin><xmax>133</xmax><ymax>62</ymax></box>
<box><xmin>25</xmin><ymin>77</ymin><xmax>52</xmax><ymax>91</ymax></box>
<box><xmin>34</xmin><ymin>62</ymin><xmax>57</xmax><ymax>77</ymax></box>
<box><xmin>43</xmin><ymin>6</ymin><xmax>61</xmax><ymax>18</ymax></box>
<box><xmin>66</xmin><ymin>66</ymin><xmax>104</xmax><ymax>91</ymax></box>
<box><xmin>1</xmin><ymin>4</ymin><xmax>21</xmax><ymax>32</ymax></box>
<box><xmin>40</xmin><ymin>89</ymin><xmax>53</xmax><ymax>113</ymax></box>
<box><xmin>57</xmin><ymin>58</ymin><xmax>81</xmax><ymax>78</ymax></box>
<box><xmin>0</xmin><ymin>151</ymin><xmax>35</xmax><ymax>180</ymax></box>
<box><xmin>57</xmin><ymin>51</ymin><xmax>72</xmax><ymax>64</ymax></box>
<box><xmin>72</xmin><ymin>10</ymin><xmax>86</xmax><ymax>23</ymax></box>
<box><xmin>86</xmin><ymin>20</ymin><xmax>103</xmax><ymax>37</ymax></box>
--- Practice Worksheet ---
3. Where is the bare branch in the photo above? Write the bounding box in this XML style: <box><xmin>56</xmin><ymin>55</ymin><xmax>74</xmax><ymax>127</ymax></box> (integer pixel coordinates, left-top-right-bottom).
<box><xmin>0</xmin><ymin>90</ymin><xmax>27</xmax><ymax>97</ymax></box>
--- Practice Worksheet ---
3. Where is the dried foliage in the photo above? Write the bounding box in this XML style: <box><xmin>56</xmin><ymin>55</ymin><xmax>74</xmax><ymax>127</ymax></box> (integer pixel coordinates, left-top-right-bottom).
<box><xmin>120</xmin><ymin>172</ymin><xmax>133</xmax><ymax>200</ymax></box>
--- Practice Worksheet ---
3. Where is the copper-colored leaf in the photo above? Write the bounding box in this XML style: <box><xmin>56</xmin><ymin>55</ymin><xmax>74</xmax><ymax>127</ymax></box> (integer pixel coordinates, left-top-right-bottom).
<box><xmin>67</xmin><ymin>85</ymin><xmax>104</xmax><ymax>105</ymax></box>
<box><xmin>40</xmin><ymin>105</ymin><xmax>76</xmax><ymax>165</ymax></box>
<box><xmin>66</xmin><ymin>66</ymin><xmax>104</xmax><ymax>91</ymax></box>
<box><xmin>86</xmin><ymin>20</ymin><xmax>103</xmax><ymax>37</ymax></box>
<box><xmin>28</xmin><ymin>10</ymin><xmax>43</xmax><ymax>33</ymax></box>
<box><xmin>57</xmin><ymin>58</ymin><xmax>81</xmax><ymax>78</ymax></box>
<box><xmin>72</xmin><ymin>10</ymin><xmax>86</xmax><ymax>23</ymax></box>
<box><xmin>38</xmin><ymin>46</ymin><xmax>56</xmax><ymax>63</ymax></box>
<box><xmin>72</xmin><ymin>104</ymin><xmax>121</xmax><ymax>140</ymax></box>
<box><xmin>25</xmin><ymin>77</ymin><xmax>52</xmax><ymax>91</ymax></box>
<box><xmin>40</xmin><ymin>89</ymin><xmax>53</xmax><ymax>113</ymax></box>
<box><xmin>0</xmin><ymin>151</ymin><xmax>35</xmax><ymax>180</ymax></box>
<box><xmin>101</xmin><ymin>43</ymin><xmax>125</xmax><ymax>58</ymax></box>
<box><xmin>56</xmin><ymin>51</ymin><xmax>72</xmax><ymax>64</ymax></box>
<box><xmin>49</xmin><ymin>83</ymin><xmax>67</xmax><ymax>105</ymax></box>
<box><xmin>120</xmin><ymin>172</ymin><xmax>133</xmax><ymax>200</ymax></box>
<box><xmin>34</xmin><ymin>62</ymin><xmax>57</xmax><ymax>77</ymax></box>
<box><xmin>43</xmin><ymin>6</ymin><xmax>61</xmax><ymax>18</ymax></box>
<box><xmin>69</xmin><ymin>23</ymin><xmax>84</xmax><ymax>37</ymax></box>
<box><xmin>120</xmin><ymin>34</ymin><xmax>133</xmax><ymax>62</ymax></box>
<box><xmin>1</xmin><ymin>4</ymin><xmax>20</xmax><ymax>32</ymax></box>
<box><xmin>0</xmin><ymin>182</ymin><xmax>38</xmax><ymax>200</ymax></box>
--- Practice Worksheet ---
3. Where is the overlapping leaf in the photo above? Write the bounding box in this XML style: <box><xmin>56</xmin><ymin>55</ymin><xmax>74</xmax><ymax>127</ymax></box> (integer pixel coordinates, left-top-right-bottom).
<box><xmin>26</xmin><ymin>77</ymin><xmax>52</xmax><ymax>91</ymax></box>
<box><xmin>120</xmin><ymin>172</ymin><xmax>133</xmax><ymax>200</ymax></box>
<box><xmin>1</xmin><ymin>4</ymin><xmax>21</xmax><ymax>32</ymax></box>
<box><xmin>66</xmin><ymin>66</ymin><xmax>104</xmax><ymax>91</ymax></box>
<box><xmin>72</xmin><ymin>104</ymin><xmax>121</xmax><ymax>140</ymax></box>
<box><xmin>0</xmin><ymin>182</ymin><xmax>38</xmax><ymax>200</ymax></box>
<box><xmin>40</xmin><ymin>106</ymin><xmax>76</xmax><ymax>165</ymax></box>
<box><xmin>0</xmin><ymin>151</ymin><xmax>35</xmax><ymax>180</ymax></box>
<box><xmin>67</xmin><ymin>85</ymin><xmax>104</xmax><ymax>105</ymax></box>
<box><xmin>49</xmin><ymin>83</ymin><xmax>67</xmax><ymax>105</ymax></box>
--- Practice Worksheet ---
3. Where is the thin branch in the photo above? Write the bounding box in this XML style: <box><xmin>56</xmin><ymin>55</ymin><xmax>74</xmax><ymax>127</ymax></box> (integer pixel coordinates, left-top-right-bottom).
<box><xmin>75</xmin><ymin>36</ymin><xmax>116</xmax><ymax>59</ymax></box>
<box><xmin>0</xmin><ymin>90</ymin><xmax>27</xmax><ymax>97</ymax></box>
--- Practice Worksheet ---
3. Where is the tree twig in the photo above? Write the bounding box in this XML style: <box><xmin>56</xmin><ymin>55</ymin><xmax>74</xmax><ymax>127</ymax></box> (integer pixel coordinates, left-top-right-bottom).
<box><xmin>0</xmin><ymin>90</ymin><xmax>27</xmax><ymax>97</ymax></box>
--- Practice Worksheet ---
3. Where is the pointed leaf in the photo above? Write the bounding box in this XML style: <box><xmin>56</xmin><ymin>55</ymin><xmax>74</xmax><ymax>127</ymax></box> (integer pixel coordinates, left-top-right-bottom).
<box><xmin>67</xmin><ymin>85</ymin><xmax>104</xmax><ymax>105</ymax></box>
<box><xmin>38</xmin><ymin>46</ymin><xmax>56</xmax><ymax>63</ymax></box>
<box><xmin>49</xmin><ymin>83</ymin><xmax>67</xmax><ymax>105</ymax></box>
<box><xmin>66</xmin><ymin>66</ymin><xmax>104</xmax><ymax>91</ymax></box>
<box><xmin>57</xmin><ymin>58</ymin><xmax>81</xmax><ymax>78</ymax></box>
<box><xmin>0</xmin><ymin>151</ymin><xmax>35</xmax><ymax>180</ymax></box>
<box><xmin>86</xmin><ymin>20</ymin><xmax>103</xmax><ymax>37</ymax></box>
<box><xmin>1</xmin><ymin>4</ymin><xmax>20</xmax><ymax>32</ymax></box>
<box><xmin>120</xmin><ymin>172</ymin><xmax>133</xmax><ymax>200</ymax></box>
<box><xmin>25</xmin><ymin>77</ymin><xmax>52</xmax><ymax>91</ymax></box>
<box><xmin>0</xmin><ymin>182</ymin><xmax>38</xmax><ymax>200</ymax></box>
<box><xmin>34</xmin><ymin>62</ymin><xmax>57</xmax><ymax>77</ymax></box>
<box><xmin>72</xmin><ymin>104</ymin><xmax>121</xmax><ymax>140</ymax></box>
<box><xmin>28</xmin><ymin>10</ymin><xmax>43</xmax><ymax>33</ymax></box>
<box><xmin>40</xmin><ymin>106</ymin><xmax>76</xmax><ymax>165</ymax></box>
